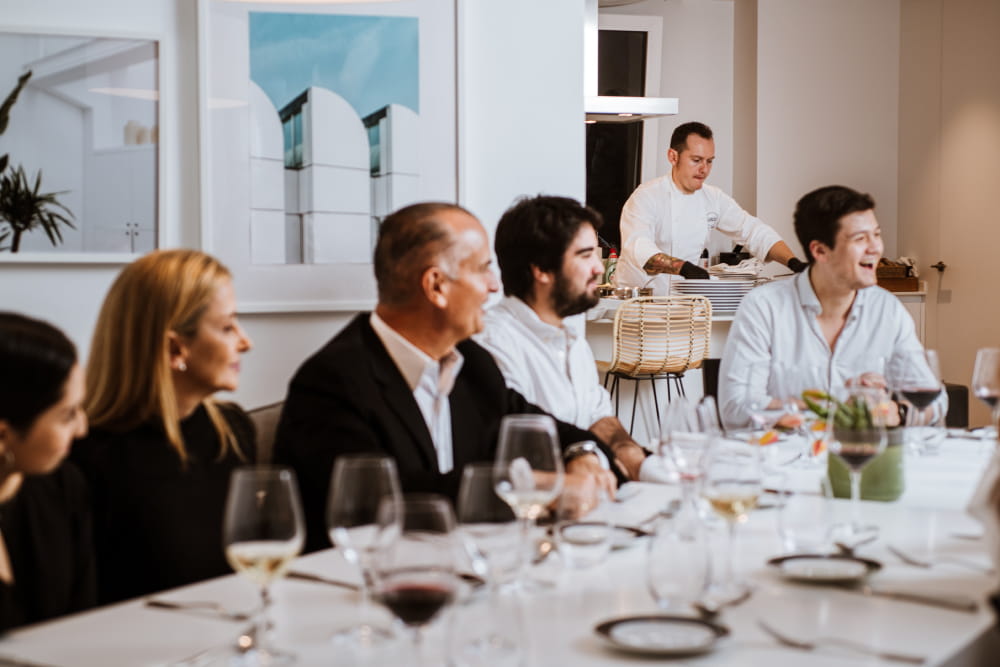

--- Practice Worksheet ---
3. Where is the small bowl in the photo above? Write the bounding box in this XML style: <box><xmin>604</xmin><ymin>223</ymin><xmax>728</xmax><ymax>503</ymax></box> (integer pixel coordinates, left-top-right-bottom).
<box><xmin>598</xmin><ymin>286</ymin><xmax>654</xmax><ymax>299</ymax></box>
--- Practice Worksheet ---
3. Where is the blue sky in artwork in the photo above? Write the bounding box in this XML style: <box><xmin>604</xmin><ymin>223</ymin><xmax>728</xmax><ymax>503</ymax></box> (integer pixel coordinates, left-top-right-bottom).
<box><xmin>249</xmin><ymin>13</ymin><xmax>418</xmax><ymax>119</ymax></box>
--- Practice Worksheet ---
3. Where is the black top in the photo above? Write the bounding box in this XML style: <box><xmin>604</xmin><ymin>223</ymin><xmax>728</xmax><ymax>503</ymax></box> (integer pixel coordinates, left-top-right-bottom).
<box><xmin>70</xmin><ymin>403</ymin><xmax>255</xmax><ymax>605</ymax></box>
<box><xmin>0</xmin><ymin>462</ymin><xmax>97</xmax><ymax>632</ymax></box>
<box><xmin>274</xmin><ymin>313</ymin><xmax>622</xmax><ymax>553</ymax></box>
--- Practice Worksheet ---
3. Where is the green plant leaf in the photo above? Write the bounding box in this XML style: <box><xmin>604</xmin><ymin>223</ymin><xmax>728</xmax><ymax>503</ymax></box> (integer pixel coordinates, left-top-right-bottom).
<box><xmin>0</xmin><ymin>71</ymin><xmax>31</xmax><ymax>136</ymax></box>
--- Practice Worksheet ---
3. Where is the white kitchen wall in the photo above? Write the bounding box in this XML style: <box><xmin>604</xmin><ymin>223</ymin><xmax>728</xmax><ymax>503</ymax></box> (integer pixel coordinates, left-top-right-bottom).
<box><xmin>0</xmin><ymin>0</ymin><xmax>592</xmax><ymax>409</ymax></box>
<box><xmin>754</xmin><ymin>0</ymin><xmax>901</xmax><ymax>259</ymax></box>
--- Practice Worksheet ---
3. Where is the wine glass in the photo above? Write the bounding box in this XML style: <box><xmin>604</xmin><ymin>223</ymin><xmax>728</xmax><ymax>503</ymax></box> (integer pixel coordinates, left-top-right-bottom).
<box><xmin>223</xmin><ymin>466</ymin><xmax>305</xmax><ymax>666</ymax></box>
<box><xmin>659</xmin><ymin>397</ymin><xmax>716</xmax><ymax>536</ymax></box>
<box><xmin>826</xmin><ymin>387</ymin><xmax>888</xmax><ymax>540</ymax></box>
<box><xmin>326</xmin><ymin>454</ymin><xmax>402</xmax><ymax>646</ymax></box>
<box><xmin>701</xmin><ymin>442</ymin><xmax>763</xmax><ymax>604</ymax></box>
<box><xmin>371</xmin><ymin>494</ymin><xmax>459</xmax><ymax>667</ymax></box>
<box><xmin>492</xmin><ymin>414</ymin><xmax>564</xmax><ymax>590</ymax></box>
<box><xmin>456</xmin><ymin>463</ymin><xmax>520</xmax><ymax>589</ymax></box>
<box><xmin>972</xmin><ymin>348</ymin><xmax>1000</xmax><ymax>438</ymax></box>
<box><xmin>896</xmin><ymin>349</ymin><xmax>945</xmax><ymax>455</ymax></box>
<box><xmin>647</xmin><ymin>513</ymin><xmax>710</xmax><ymax>613</ymax></box>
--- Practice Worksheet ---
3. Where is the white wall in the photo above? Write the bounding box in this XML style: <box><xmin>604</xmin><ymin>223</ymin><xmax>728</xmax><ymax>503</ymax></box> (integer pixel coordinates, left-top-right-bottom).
<box><xmin>457</xmin><ymin>0</ymin><xmax>587</xmax><ymax>239</ymax></box>
<box><xmin>755</xmin><ymin>0</ymin><xmax>901</xmax><ymax>258</ymax></box>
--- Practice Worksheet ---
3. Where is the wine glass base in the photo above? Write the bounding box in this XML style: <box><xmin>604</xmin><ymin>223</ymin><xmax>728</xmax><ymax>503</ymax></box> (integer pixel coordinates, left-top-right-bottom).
<box><xmin>702</xmin><ymin>580</ymin><xmax>753</xmax><ymax>608</ymax></box>
<box><xmin>330</xmin><ymin>623</ymin><xmax>396</xmax><ymax>649</ymax></box>
<box><xmin>226</xmin><ymin>647</ymin><xmax>296</xmax><ymax>667</ymax></box>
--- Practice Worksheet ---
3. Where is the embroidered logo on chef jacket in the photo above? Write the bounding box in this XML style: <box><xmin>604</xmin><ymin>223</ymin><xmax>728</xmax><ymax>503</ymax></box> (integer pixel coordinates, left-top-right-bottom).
<box><xmin>706</xmin><ymin>212</ymin><xmax>720</xmax><ymax>229</ymax></box>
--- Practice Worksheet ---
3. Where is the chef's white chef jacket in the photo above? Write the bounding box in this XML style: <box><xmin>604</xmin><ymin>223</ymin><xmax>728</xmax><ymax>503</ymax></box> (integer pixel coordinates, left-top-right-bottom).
<box><xmin>615</xmin><ymin>174</ymin><xmax>782</xmax><ymax>294</ymax></box>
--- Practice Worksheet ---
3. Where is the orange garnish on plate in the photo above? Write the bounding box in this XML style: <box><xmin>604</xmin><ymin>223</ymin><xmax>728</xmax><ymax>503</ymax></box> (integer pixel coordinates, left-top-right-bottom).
<box><xmin>811</xmin><ymin>439</ymin><xmax>826</xmax><ymax>456</ymax></box>
<box><xmin>758</xmin><ymin>430</ymin><xmax>779</xmax><ymax>446</ymax></box>
<box><xmin>811</xmin><ymin>419</ymin><xmax>827</xmax><ymax>432</ymax></box>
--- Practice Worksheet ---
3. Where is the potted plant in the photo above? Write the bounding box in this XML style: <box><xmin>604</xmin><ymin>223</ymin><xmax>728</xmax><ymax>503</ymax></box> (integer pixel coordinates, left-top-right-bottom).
<box><xmin>804</xmin><ymin>388</ymin><xmax>905</xmax><ymax>502</ymax></box>
<box><xmin>0</xmin><ymin>165</ymin><xmax>75</xmax><ymax>253</ymax></box>
<box><xmin>0</xmin><ymin>70</ymin><xmax>76</xmax><ymax>253</ymax></box>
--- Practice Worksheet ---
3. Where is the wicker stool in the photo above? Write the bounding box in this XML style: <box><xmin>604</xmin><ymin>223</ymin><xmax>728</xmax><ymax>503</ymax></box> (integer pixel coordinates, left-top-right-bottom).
<box><xmin>595</xmin><ymin>296</ymin><xmax>712</xmax><ymax>435</ymax></box>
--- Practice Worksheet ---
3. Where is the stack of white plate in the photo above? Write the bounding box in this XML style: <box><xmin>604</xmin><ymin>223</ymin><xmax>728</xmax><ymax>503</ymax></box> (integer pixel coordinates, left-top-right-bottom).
<box><xmin>672</xmin><ymin>278</ymin><xmax>755</xmax><ymax>315</ymax></box>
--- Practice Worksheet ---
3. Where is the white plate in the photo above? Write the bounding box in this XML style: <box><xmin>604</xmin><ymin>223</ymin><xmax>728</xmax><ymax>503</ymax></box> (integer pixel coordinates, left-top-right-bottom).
<box><xmin>768</xmin><ymin>554</ymin><xmax>882</xmax><ymax>582</ymax></box>
<box><xmin>595</xmin><ymin>615</ymin><xmax>729</xmax><ymax>657</ymax></box>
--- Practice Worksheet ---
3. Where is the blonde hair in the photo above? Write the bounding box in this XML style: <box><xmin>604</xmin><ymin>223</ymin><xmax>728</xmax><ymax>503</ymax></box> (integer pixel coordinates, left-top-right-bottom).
<box><xmin>85</xmin><ymin>249</ymin><xmax>245</xmax><ymax>463</ymax></box>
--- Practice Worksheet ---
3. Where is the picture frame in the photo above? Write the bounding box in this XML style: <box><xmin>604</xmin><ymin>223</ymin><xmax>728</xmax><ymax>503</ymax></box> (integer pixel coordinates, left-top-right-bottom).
<box><xmin>197</xmin><ymin>0</ymin><xmax>458</xmax><ymax>313</ymax></box>
<box><xmin>0</xmin><ymin>27</ymin><xmax>162</xmax><ymax>263</ymax></box>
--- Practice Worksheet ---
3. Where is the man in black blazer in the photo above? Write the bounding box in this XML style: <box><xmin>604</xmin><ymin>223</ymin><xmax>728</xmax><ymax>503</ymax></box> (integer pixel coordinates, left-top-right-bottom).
<box><xmin>275</xmin><ymin>202</ymin><xmax>623</xmax><ymax>552</ymax></box>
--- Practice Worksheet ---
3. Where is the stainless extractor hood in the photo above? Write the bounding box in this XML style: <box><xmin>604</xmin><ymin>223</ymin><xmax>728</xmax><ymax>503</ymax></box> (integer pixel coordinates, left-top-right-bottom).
<box><xmin>584</xmin><ymin>0</ymin><xmax>679</xmax><ymax>123</ymax></box>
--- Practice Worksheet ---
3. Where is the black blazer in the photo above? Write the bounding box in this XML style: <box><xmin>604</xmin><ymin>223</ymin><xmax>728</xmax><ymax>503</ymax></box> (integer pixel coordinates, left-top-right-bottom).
<box><xmin>274</xmin><ymin>313</ymin><xmax>621</xmax><ymax>552</ymax></box>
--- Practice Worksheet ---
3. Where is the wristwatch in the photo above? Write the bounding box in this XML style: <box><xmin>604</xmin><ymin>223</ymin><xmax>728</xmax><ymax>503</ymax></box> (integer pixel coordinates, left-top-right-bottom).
<box><xmin>563</xmin><ymin>440</ymin><xmax>610</xmax><ymax>470</ymax></box>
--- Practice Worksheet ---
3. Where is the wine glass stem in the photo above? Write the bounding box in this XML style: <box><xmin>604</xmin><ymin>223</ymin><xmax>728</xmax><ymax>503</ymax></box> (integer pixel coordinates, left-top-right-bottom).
<box><xmin>518</xmin><ymin>516</ymin><xmax>533</xmax><ymax>586</ymax></box>
<box><xmin>255</xmin><ymin>584</ymin><xmax>272</xmax><ymax>655</ymax></box>
<box><xmin>723</xmin><ymin>521</ymin><xmax>737</xmax><ymax>587</ymax></box>
<box><xmin>849</xmin><ymin>470</ymin><xmax>863</xmax><ymax>533</ymax></box>
<box><xmin>412</xmin><ymin>627</ymin><xmax>425</xmax><ymax>667</ymax></box>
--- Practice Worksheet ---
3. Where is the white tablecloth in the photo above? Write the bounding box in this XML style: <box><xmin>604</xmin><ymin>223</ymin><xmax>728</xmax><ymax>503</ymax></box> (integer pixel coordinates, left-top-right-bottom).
<box><xmin>3</xmin><ymin>439</ymin><xmax>997</xmax><ymax>666</ymax></box>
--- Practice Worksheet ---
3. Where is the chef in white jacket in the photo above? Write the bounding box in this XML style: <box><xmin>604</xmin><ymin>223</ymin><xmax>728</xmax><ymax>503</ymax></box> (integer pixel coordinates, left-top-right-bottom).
<box><xmin>615</xmin><ymin>121</ymin><xmax>806</xmax><ymax>294</ymax></box>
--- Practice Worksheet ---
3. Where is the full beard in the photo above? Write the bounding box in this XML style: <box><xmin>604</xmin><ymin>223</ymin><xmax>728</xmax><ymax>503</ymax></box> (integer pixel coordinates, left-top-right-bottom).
<box><xmin>552</xmin><ymin>273</ymin><xmax>600</xmax><ymax>319</ymax></box>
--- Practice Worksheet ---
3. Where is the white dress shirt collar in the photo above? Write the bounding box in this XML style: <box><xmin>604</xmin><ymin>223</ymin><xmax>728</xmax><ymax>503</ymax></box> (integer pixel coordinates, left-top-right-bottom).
<box><xmin>369</xmin><ymin>312</ymin><xmax>464</xmax><ymax>473</ymax></box>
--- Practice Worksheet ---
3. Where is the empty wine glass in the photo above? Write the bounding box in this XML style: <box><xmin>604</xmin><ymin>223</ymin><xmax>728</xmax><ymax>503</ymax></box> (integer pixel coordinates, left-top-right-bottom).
<box><xmin>896</xmin><ymin>349</ymin><xmax>945</xmax><ymax>455</ymax></box>
<box><xmin>554</xmin><ymin>479</ymin><xmax>612</xmax><ymax>570</ymax></box>
<box><xmin>492</xmin><ymin>414</ymin><xmax>564</xmax><ymax>591</ymax></box>
<box><xmin>701</xmin><ymin>442</ymin><xmax>763</xmax><ymax>604</ymax></box>
<box><xmin>371</xmin><ymin>494</ymin><xmax>459</xmax><ymax>667</ymax></box>
<box><xmin>326</xmin><ymin>455</ymin><xmax>402</xmax><ymax>646</ymax></box>
<box><xmin>457</xmin><ymin>463</ymin><xmax>520</xmax><ymax>589</ymax></box>
<box><xmin>972</xmin><ymin>348</ymin><xmax>1000</xmax><ymax>438</ymax></box>
<box><xmin>223</xmin><ymin>466</ymin><xmax>305</xmax><ymax>666</ymax></box>
<box><xmin>659</xmin><ymin>397</ymin><xmax>717</xmax><ymax>536</ymax></box>
<box><xmin>826</xmin><ymin>387</ymin><xmax>888</xmax><ymax>541</ymax></box>
<box><xmin>647</xmin><ymin>513</ymin><xmax>710</xmax><ymax>613</ymax></box>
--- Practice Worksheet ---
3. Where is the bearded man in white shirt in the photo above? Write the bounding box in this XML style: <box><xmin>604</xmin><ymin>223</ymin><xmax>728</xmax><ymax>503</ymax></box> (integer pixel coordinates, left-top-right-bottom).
<box><xmin>476</xmin><ymin>195</ymin><xmax>649</xmax><ymax>480</ymax></box>
<box><xmin>616</xmin><ymin>121</ymin><xmax>806</xmax><ymax>293</ymax></box>
<box><xmin>718</xmin><ymin>185</ymin><xmax>944</xmax><ymax>429</ymax></box>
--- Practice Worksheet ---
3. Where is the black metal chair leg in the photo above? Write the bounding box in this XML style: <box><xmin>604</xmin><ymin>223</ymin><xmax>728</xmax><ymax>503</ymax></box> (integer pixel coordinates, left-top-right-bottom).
<box><xmin>650</xmin><ymin>377</ymin><xmax>661</xmax><ymax>431</ymax></box>
<box><xmin>629</xmin><ymin>378</ymin><xmax>640</xmax><ymax>435</ymax></box>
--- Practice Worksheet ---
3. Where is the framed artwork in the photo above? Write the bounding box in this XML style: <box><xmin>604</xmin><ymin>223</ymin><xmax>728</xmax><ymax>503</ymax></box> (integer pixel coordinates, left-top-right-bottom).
<box><xmin>0</xmin><ymin>28</ymin><xmax>161</xmax><ymax>263</ymax></box>
<box><xmin>197</xmin><ymin>0</ymin><xmax>458</xmax><ymax>312</ymax></box>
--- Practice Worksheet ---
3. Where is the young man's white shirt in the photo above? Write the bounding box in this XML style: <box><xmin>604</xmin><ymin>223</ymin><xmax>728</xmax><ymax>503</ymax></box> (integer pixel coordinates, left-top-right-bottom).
<box><xmin>718</xmin><ymin>270</ymin><xmax>945</xmax><ymax>429</ymax></box>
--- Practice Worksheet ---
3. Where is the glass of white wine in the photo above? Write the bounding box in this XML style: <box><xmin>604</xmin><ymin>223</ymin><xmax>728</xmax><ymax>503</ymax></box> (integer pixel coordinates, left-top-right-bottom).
<box><xmin>492</xmin><ymin>414</ymin><xmax>564</xmax><ymax>591</ymax></box>
<box><xmin>223</xmin><ymin>466</ymin><xmax>305</xmax><ymax>666</ymax></box>
<box><xmin>701</xmin><ymin>443</ymin><xmax>762</xmax><ymax>605</ymax></box>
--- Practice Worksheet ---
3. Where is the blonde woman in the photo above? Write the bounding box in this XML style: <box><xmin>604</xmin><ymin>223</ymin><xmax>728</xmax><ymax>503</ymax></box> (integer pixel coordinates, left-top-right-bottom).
<box><xmin>71</xmin><ymin>249</ymin><xmax>254</xmax><ymax>604</ymax></box>
<box><xmin>0</xmin><ymin>312</ymin><xmax>93</xmax><ymax>630</ymax></box>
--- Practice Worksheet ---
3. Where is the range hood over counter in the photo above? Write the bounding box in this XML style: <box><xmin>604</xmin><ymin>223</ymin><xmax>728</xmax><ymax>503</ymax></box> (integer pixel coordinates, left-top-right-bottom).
<box><xmin>584</xmin><ymin>0</ymin><xmax>679</xmax><ymax>123</ymax></box>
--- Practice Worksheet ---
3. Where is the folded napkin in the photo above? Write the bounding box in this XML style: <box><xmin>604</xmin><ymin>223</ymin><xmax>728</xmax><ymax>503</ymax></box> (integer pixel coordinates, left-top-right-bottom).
<box><xmin>710</xmin><ymin>258</ymin><xmax>762</xmax><ymax>275</ymax></box>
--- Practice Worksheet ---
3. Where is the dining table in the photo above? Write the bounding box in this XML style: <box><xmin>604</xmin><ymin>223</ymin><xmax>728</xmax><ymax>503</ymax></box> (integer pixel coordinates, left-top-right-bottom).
<box><xmin>2</xmin><ymin>436</ymin><xmax>998</xmax><ymax>666</ymax></box>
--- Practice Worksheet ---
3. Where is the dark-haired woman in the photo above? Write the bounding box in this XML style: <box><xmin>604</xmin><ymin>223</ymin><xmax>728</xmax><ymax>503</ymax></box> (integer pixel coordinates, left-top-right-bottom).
<box><xmin>0</xmin><ymin>312</ymin><xmax>94</xmax><ymax>631</ymax></box>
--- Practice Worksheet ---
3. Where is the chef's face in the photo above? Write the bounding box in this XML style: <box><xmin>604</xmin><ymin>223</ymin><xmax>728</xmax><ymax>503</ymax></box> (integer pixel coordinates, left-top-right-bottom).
<box><xmin>551</xmin><ymin>224</ymin><xmax>604</xmax><ymax>318</ymax></box>
<box><xmin>813</xmin><ymin>209</ymin><xmax>883</xmax><ymax>290</ymax></box>
<box><xmin>669</xmin><ymin>134</ymin><xmax>715</xmax><ymax>194</ymax></box>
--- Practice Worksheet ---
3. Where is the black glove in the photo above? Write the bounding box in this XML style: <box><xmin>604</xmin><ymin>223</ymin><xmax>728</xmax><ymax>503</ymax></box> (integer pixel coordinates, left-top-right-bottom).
<box><xmin>679</xmin><ymin>261</ymin><xmax>710</xmax><ymax>280</ymax></box>
<box><xmin>787</xmin><ymin>257</ymin><xmax>808</xmax><ymax>273</ymax></box>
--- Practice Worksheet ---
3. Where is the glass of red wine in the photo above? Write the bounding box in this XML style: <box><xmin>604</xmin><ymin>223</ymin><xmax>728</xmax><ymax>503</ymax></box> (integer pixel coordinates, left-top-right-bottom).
<box><xmin>826</xmin><ymin>387</ymin><xmax>888</xmax><ymax>540</ymax></box>
<box><xmin>371</xmin><ymin>494</ymin><xmax>459</xmax><ymax>666</ymax></box>
<box><xmin>972</xmin><ymin>348</ymin><xmax>1000</xmax><ymax>438</ymax></box>
<box><xmin>896</xmin><ymin>349</ymin><xmax>944</xmax><ymax>454</ymax></box>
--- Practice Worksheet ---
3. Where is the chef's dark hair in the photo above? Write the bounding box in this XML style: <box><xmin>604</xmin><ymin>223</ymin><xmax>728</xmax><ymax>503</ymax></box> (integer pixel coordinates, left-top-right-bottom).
<box><xmin>495</xmin><ymin>195</ymin><xmax>603</xmax><ymax>300</ymax></box>
<box><xmin>374</xmin><ymin>202</ymin><xmax>475</xmax><ymax>307</ymax></box>
<box><xmin>0</xmin><ymin>312</ymin><xmax>77</xmax><ymax>432</ymax></box>
<box><xmin>670</xmin><ymin>122</ymin><xmax>713</xmax><ymax>153</ymax></box>
<box><xmin>793</xmin><ymin>185</ymin><xmax>876</xmax><ymax>262</ymax></box>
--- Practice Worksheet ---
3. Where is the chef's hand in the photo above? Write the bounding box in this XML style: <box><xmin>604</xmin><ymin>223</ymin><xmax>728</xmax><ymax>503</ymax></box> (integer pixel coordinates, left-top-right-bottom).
<box><xmin>787</xmin><ymin>257</ymin><xmax>808</xmax><ymax>273</ymax></box>
<box><xmin>679</xmin><ymin>261</ymin><xmax>710</xmax><ymax>280</ymax></box>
